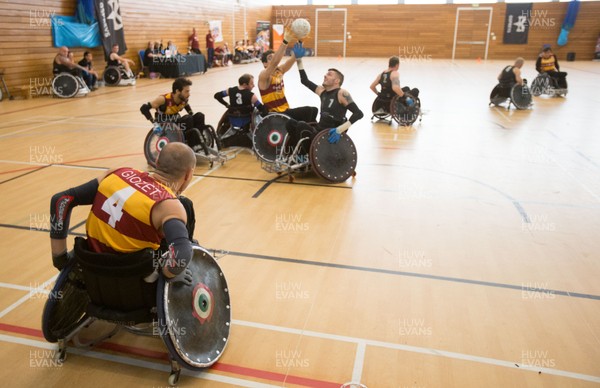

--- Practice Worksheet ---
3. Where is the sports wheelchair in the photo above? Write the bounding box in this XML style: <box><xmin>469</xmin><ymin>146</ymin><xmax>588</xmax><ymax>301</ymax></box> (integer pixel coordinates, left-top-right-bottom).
<box><xmin>530</xmin><ymin>73</ymin><xmax>568</xmax><ymax>97</ymax></box>
<box><xmin>253</xmin><ymin>113</ymin><xmax>357</xmax><ymax>183</ymax></box>
<box><xmin>52</xmin><ymin>72</ymin><xmax>90</xmax><ymax>99</ymax></box>
<box><xmin>215</xmin><ymin>107</ymin><xmax>262</xmax><ymax>149</ymax></box>
<box><xmin>371</xmin><ymin>87</ymin><xmax>422</xmax><ymax>126</ymax></box>
<box><xmin>489</xmin><ymin>81</ymin><xmax>532</xmax><ymax>110</ymax></box>
<box><xmin>103</xmin><ymin>65</ymin><xmax>136</xmax><ymax>86</ymax></box>
<box><xmin>144</xmin><ymin>121</ymin><xmax>234</xmax><ymax>168</ymax></box>
<box><xmin>41</xmin><ymin>238</ymin><xmax>231</xmax><ymax>385</ymax></box>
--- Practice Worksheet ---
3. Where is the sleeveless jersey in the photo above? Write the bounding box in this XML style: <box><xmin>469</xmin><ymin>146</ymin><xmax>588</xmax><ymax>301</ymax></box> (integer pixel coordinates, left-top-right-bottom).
<box><xmin>259</xmin><ymin>69</ymin><xmax>289</xmax><ymax>112</ymax></box>
<box><xmin>228</xmin><ymin>86</ymin><xmax>254</xmax><ymax>116</ymax></box>
<box><xmin>319</xmin><ymin>88</ymin><xmax>347</xmax><ymax>129</ymax></box>
<box><xmin>158</xmin><ymin>93</ymin><xmax>187</xmax><ymax>116</ymax></box>
<box><xmin>498</xmin><ymin>65</ymin><xmax>517</xmax><ymax>87</ymax></box>
<box><xmin>379</xmin><ymin>71</ymin><xmax>395</xmax><ymax>99</ymax></box>
<box><xmin>539</xmin><ymin>56</ymin><xmax>557</xmax><ymax>72</ymax></box>
<box><xmin>53</xmin><ymin>56</ymin><xmax>71</xmax><ymax>75</ymax></box>
<box><xmin>107</xmin><ymin>53</ymin><xmax>120</xmax><ymax>67</ymax></box>
<box><xmin>86</xmin><ymin>168</ymin><xmax>176</xmax><ymax>253</ymax></box>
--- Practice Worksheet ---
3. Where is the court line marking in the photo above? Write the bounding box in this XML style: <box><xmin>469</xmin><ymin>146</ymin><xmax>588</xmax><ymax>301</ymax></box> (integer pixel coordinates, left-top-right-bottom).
<box><xmin>0</xmin><ymin>164</ymin><xmax>50</xmax><ymax>185</ymax></box>
<box><xmin>0</xmin><ymin>334</ymin><xmax>282</xmax><ymax>388</ymax></box>
<box><xmin>0</xmin><ymin>116</ymin><xmax>74</xmax><ymax>139</ymax></box>
<box><xmin>223</xmin><ymin>250</ymin><xmax>600</xmax><ymax>301</ymax></box>
<box><xmin>0</xmin><ymin>274</ymin><xmax>57</xmax><ymax>319</ymax></box>
<box><xmin>0</xmin><ymin>224</ymin><xmax>598</xmax><ymax>301</ymax></box>
<box><xmin>0</xmin><ymin>327</ymin><xmax>340</xmax><ymax>387</ymax></box>
<box><xmin>233</xmin><ymin>319</ymin><xmax>600</xmax><ymax>384</ymax></box>
<box><xmin>364</xmin><ymin>163</ymin><xmax>531</xmax><ymax>223</ymax></box>
<box><xmin>352</xmin><ymin>342</ymin><xmax>366</xmax><ymax>383</ymax></box>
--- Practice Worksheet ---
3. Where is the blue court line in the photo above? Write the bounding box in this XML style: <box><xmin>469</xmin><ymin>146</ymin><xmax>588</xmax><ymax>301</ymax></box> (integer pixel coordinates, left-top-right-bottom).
<box><xmin>3</xmin><ymin>223</ymin><xmax>597</xmax><ymax>301</ymax></box>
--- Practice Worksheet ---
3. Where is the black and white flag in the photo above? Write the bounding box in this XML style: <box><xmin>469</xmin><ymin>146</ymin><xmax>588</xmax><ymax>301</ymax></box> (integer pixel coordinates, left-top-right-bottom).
<box><xmin>95</xmin><ymin>0</ymin><xmax>127</xmax><ymax>60</ymax></box>
<box><xmin>503</xmin><ymin>3</ymin><xmax>532</xmax><ymax>45</ymax></box>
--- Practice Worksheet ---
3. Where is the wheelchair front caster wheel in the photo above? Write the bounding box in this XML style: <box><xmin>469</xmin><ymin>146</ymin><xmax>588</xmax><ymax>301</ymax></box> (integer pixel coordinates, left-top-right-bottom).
<box><xmin>168</xmin><ymin>370</ymin><xmax>180</xmax><ymax>386</ymax></box>
<box><xmin>57</xmin><ymin>349</ymin><xmax>67</xmax><ymax>363</ymax></box>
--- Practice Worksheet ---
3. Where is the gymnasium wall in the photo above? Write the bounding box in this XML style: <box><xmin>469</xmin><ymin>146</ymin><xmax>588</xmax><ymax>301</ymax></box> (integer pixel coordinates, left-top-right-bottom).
<box><xmin>0</xmin><ymin>0</ymin><xmax>271</xmax><ymax>98</ymax></box>
<box><xmin>273</xmin><ymin>3</ymin><xmax>600</xmax><ymax>61</ymax></box>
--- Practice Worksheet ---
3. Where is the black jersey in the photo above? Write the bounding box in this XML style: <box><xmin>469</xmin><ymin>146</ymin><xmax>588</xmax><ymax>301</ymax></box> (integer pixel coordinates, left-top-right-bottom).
<box><xmin>107</xmin><ymin>53</ymin><xmax>120</xmax><ymax>67</ymax></box>
<box><xmin>379</xmin><ymin>70</ymin><xmax>394</xmax><ymax>99</ymax></box>
<box><xmin>319</xmin><ymin>88</ymin><xmax>347</xmax><ymax>129</ymax></box>
<box><xmin>498</xmin><ymin>65</ymin><xmax>517</xmax><ymax>87</ymax></box>
<box><xmin>53</xmin><ymin>56</ymin><xmax>71</xmax><ymax>75</ymax></box>
<box><xmin>228</xmin><ymin>86</ymin><xmax>254</xmax><ymax>116</ymax></box>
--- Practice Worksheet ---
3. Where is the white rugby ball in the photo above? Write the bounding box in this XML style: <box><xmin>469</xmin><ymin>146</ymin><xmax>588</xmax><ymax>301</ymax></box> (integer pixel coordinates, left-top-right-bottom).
<box><xmin>291</xmin><ymin>18</ymin><xmax>311</xmax><ymax>40</ymax></box>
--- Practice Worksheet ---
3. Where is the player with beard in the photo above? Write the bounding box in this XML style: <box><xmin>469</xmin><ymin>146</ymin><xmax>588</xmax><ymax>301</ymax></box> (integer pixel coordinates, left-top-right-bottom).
<box><xmin>140</xmin><ymin>77</ymin><xmax>208</xmax><ymax>154</ymax></box>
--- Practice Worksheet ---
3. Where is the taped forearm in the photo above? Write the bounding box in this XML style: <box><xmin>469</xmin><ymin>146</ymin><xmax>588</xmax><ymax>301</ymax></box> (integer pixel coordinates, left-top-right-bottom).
<box><xmin>346</xmin><ymin>102</ymin><xmax>364</xmax><ymax>124</ymax></box>
<box><xmin>162</xmin><ymin>218</ymin><xmax>193</xmax><ymax>276</ymax></box>
<box><xmin>299</xmin><ymin>68</ymin><xmax>318</xmax><ymax>93</ymax></box>
<box><xmin>50</xmin><ymin>178</ymin><xmax>99</xmax><ymax>239</ymax></box>
<box><xmin>214</xmin><ymin>91</ymin><xmax>229</xmax><ymax>107</ymax></box>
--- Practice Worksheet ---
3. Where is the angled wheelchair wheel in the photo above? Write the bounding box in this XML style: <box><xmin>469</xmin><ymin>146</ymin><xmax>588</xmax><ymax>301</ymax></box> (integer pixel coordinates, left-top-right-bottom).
<box><xmin>157</xmin><ymin>246</ymin><xmax>231</xmax><ymax>370</ymax></box>
<box><xmin>252</xmin><ymin>113</ymin><xmax>290</xmax><ymax>163</ymax></box>
<box><xmin>52</xmin><ymin>73</ymin><xmax>79</xmax><ymax>99</ymax></box>
<box><xmin>371</xmin><ymin>98</ymin><xmax>391</xmax><ymax>120</ymax></box>
<box><xmin>199</xmin><ymin>125</ymin><xmax>221</xmax><ymax>150</ymax></box>
<box><xmin>489</xmin><ymin>84</ymin><xmax>509</xmax><ymax>106</ymax></box>
<box><xmin>42</xmin><ymin>261</ymin><xmax>90</xmax><ymax>343</ymax></box>
<box><xmin>310</xmin><ymin>130</ymin><xmax>358</xmax><ymax>183</ymax></box>
<box><xmin>530</xmin><ymin>75</ymin><xmax>548</xmax><ymax>97</ymax></box>
<box><xmin>103</xmin><ymin>66</ymin><xmax>121</xmax><ymax>86</ymax></box>
<box><xmin>391</xmin><ymin>94</ymin><xmax>420</xmax><ymax>126</ymax></box>
<box><xmin>143</xmin><ymin>123</ymin><xmax>185</xmax><ymax>168</ymax></box>
<box><xmin>216</xmin><ymin>111</ymin><xmax>229</xmax><ymax>140</ymax></box>
<box><xmin>510</xmin><ymin>84</ymin><xmax>532</xmax><ymax>110</ymax></box>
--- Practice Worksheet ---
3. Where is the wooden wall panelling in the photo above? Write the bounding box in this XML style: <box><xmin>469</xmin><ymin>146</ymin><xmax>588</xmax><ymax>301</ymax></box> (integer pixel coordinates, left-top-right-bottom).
<box><xmin>0</xmin><ymin>0</ymin><xmax>272</xmax><ymax>98</ymax></box>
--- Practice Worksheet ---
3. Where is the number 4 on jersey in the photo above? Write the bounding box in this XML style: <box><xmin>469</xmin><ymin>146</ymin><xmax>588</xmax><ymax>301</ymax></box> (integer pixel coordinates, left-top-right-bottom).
<box><xmin>101</xmin><ymin>186</ymin><xmax>136</xmax><ymax>227</ymax></box>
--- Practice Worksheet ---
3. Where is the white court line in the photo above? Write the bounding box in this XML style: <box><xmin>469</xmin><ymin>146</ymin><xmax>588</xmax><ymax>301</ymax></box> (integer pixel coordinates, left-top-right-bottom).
<box><xmin>0</xmin><ymin>117</ymin><xmax>73</xmax><ymax>139</ymax></box>
<box><xmin>0</xmin><ymin>274</ymin><xmax>57</xmax><ymax>319</ymax></box>
<box><xmin>352</xmin><ymin>342</ymin><xmax>366</xmax><ymax>383</ymax></box>
<box><xmin>1</xmin><ymin>280</ymin><xmax>597</xmax><ymax>383</ymax></box>
<box><xmin>0</xmin><ymin>334</ymin><xmax>280</xmax><ymax>388</ymax></box>
<box><xmin>186</xmin><ymin>148</ymin><xmax>246</xmax><ymax>190</ymax></box>
<box><xmin>233</xmin><ymin>319</ymin><xmax>600</xmax><ymax>384</ymax></box>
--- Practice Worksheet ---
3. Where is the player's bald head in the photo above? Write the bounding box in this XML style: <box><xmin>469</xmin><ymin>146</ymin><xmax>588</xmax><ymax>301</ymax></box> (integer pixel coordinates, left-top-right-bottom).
<box><xmin>156</xmin><ymin>142</ymin><xmax>196</xmax><ymax>180</ymax></box>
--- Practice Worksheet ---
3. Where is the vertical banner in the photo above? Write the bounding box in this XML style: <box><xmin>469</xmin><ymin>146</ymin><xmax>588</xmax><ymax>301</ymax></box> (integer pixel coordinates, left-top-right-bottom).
<box><xmin>256</xmin><ymin>21</ymin><xmax>271</xmax><ymax>51</ymax></box>
<box><xmin>94</xmin><ymin>0</ymin><xmax>127</xmax><ymax>60</ymax></box>
<box><xmin>209</xmin><ymin>20</ymin><xmax>223</xmax><ymax>43</ymax></box>
<box><xmin>272</xmin><ymin>24</ymin><xmax>283</xmax><ymax>51</ymax></box>
<box><xmin>503</xmin><ymin>3</ymin><xmax>532</xmax><ymax>44</ymax></box>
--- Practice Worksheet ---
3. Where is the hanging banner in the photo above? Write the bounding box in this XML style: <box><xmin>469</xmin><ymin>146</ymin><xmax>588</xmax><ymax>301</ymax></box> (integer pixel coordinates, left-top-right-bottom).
<box><xmin>272</xmin><ymin>24</ymin><xmax>283</xmax><ymax>51</ymax></box>
<box><xmin>95</xmin><ymin>0</ymin><xmax>127</xmax><ymax>60</ymax></box>
<box><xmin>257</xmin><ymin>21</ymin><xmax>271</xmax><ymax>51</ymax></box>
<box><xmin>503</xmin><ymin>3</ymin><xmax>532</xmax><ymax>44</ymax></box>
<box><xmin>209</xmin><ymin>20</ymin><xmax>223</xmax><ymax>43</ymax></box>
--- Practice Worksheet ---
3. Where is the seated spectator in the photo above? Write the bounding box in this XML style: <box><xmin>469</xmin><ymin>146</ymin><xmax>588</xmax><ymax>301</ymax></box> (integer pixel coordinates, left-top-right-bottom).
<box><xmin>536</xmin><ymin>46</ymin><xmax>568</xmax><ymax>89</ymax></box>
<box><xmin>166</xmin><ymin>40</ymin><xmax>177</xmax><ymax>55</ymax></box>
<box><xmin>143</xmin><ymin>41</ymin><xmax>155</xmax><ymax>67</ymax></box>
<box><xmin>53</xmin><ymin>46</ymin><xmax>87</xmax><ymax>77</ymax></box>
<box><xmin>78</xmin><ymin>51</ymin><xmax>99</xmax><ymax>90</ymax></box>
<box><xmin>107</xmin><ymin>43</ymin><xmax>135</xmax><ymax>79</ymax></box>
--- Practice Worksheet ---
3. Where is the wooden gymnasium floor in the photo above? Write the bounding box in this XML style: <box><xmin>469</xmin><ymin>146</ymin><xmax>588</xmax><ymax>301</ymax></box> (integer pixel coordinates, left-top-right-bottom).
<box><xmin>0</xmin><ymin>57</ymin><xmax>599</xmax><ymax>388</ymax></box>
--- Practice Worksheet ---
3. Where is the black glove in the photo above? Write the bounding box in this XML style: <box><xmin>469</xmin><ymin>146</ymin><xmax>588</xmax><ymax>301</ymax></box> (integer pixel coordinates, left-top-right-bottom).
<box><xmin>166</xmin><ymin>267</ymin><xmax>193</xmax><ymax>286</ymax></box>
<box><xmin>52</xmin><ymin>250</ymin><xmax>74</xmax><ymax>271</ymax></box>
